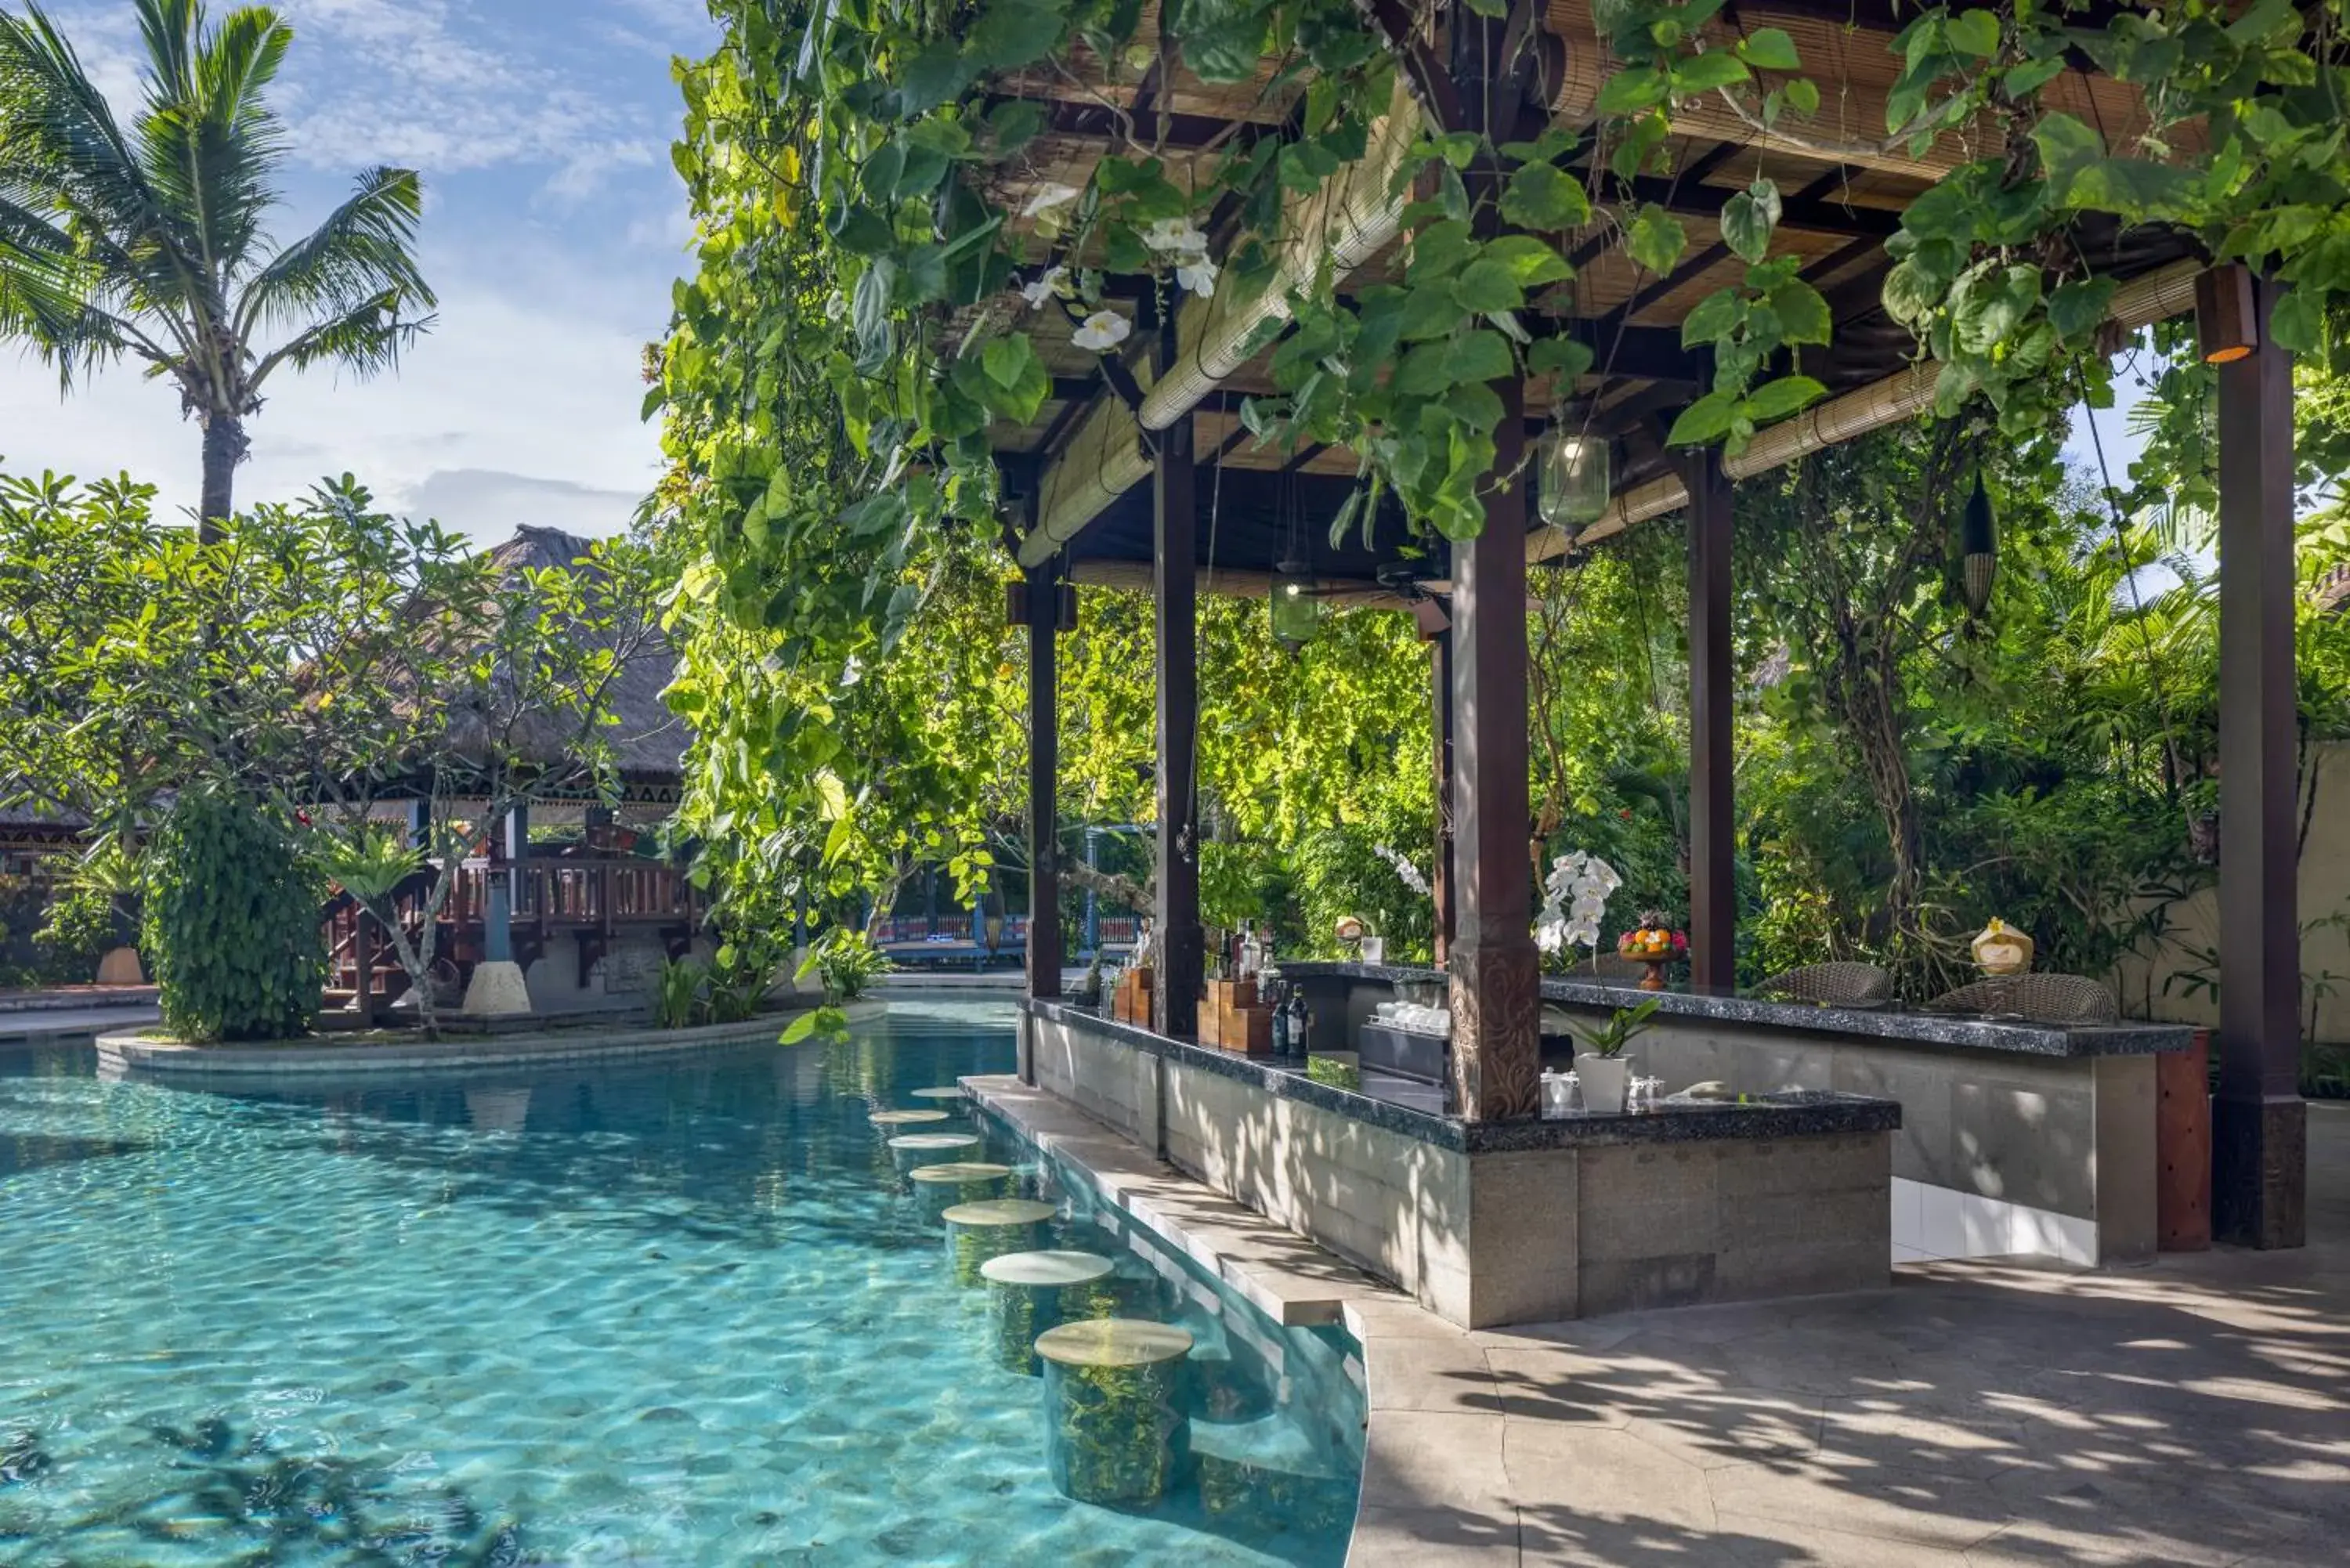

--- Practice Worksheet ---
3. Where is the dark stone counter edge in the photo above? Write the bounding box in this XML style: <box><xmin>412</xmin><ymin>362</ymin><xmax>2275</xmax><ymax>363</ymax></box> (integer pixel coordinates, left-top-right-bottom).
<box><xmin>1273</xmin><ymin>961</ymin><xmax>2194</xmax><ymax>1060</ymax></box>
<box><xmin>1024</xmin><ymin>999</ymin><xmax>1900</xmax><ymax>1154</ymax></box>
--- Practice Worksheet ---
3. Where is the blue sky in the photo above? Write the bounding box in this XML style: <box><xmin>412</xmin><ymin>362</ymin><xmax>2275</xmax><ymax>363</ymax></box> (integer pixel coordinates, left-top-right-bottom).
<box><xmin>2</xmin><ymin>0</ymin><xmax>719</xmax><ymax>541</ymax></box>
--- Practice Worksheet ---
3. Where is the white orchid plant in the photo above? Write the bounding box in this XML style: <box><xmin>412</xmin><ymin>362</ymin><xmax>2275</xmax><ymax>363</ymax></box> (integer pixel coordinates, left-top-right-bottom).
<box><xmin>1535</xmin><ymin>851</ymin><xmax>1621</xmax><ymax>966</ymax></box>
<box><xmin>1372</xmin><ymin>843</ymin><xmax>1431</xmax><ymax>899</ymax></box>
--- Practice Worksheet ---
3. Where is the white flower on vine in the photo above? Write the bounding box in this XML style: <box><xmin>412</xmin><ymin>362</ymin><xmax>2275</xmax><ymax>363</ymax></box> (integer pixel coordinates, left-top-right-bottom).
<box><xmin>1018</xmin><ymin>265</ymin><xmax>1068</xmax><ymax>309</ymax></box>
<box><xmin>1142</xmin><ymin>217</ymin><xmax>1209</xmax><ymax>255</ymax></box>
<box><xmin>1021</xmin><ymin>182</ymin><xmax>1082</xmax><ymax>219</ymax></box>
<box><xmin>1071</xmin><ymin>309</ymin><xmax>1132</xmax><ymax>352</ymax></box>
<box><xmin>1174</xmin><ymin>251</ymin><xmax>1219</xmax><ymax>298</ymax></box>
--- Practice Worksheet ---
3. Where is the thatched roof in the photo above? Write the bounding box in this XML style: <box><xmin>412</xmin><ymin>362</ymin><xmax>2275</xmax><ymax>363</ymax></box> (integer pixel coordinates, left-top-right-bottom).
<box><xmin>466</xmin><ymin>526</ymin><xmax>684</xmax><ymax>787</ymax></box>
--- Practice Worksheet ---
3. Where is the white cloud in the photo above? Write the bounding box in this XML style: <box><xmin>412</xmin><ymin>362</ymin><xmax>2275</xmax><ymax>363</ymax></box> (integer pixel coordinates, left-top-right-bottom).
<box><xmin>3</xmin><ymin>266</ymin><xmax>665</xmax><ymax>543</ymax></box>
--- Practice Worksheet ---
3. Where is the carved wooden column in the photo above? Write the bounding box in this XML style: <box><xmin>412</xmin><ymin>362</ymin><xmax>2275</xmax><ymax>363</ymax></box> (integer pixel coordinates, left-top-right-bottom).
<box><xmin>1025</xmin><ymin>564</ymin><xmax>1064</xmax><ymax>1000</ymax></box>
<box><xmin>1153</xmin><ymin>318</ymin><xmax>1202</xmax><ymax>1038</ymax></box>
<box><xmin>1679</xmin><ymin>447</ymin><xmax>1736</xmax><ymax>992</ymax></box>
<box><xmin>2211</xmin><ymin>269</ymin><xmax>2306</xmax><ymax>1248</ymax></box>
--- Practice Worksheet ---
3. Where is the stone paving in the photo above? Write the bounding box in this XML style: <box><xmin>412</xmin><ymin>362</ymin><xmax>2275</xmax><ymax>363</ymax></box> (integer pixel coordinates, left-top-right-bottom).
<box><xmin>1349</xmin><ymin>1102</ymin><xmax>2350</xmax><ymax>1566</ymax></box>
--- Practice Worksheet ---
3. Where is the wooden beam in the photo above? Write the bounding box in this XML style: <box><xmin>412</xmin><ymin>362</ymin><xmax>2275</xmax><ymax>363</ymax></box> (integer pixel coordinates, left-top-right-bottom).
<box><xmin>1152</xmin><ymin>312</ymin><xmax>1203</xmax><ymax>1039</ymax></box>
<box><xmin>1026</xmin><ymin>562</ymin><xmax>1064</xmax><ymax>1002</ymax></box>
<box><xmin>2212</xmin><ymin>269</ymin><xmax>2306</xmax><ymax>1249</ymax></box>
<box><xmin>1537</xmin><ymin>259</ymin><xmax>2203</xmax><ymax>557</ymax></box>
<box><xmin>1679</xmin><ymin>446</ymin><xmax>1736</xmax><ymax>993</ymax></box>
<box><xmin>1431</xmin><ymin>628</ymin><xmax>1456</xmax><ymax>968</ymax></box>
<box><xmin>1068</xmin><ymin>558</ymin><xmax>1405</xmax><ymax>609</ymax></box>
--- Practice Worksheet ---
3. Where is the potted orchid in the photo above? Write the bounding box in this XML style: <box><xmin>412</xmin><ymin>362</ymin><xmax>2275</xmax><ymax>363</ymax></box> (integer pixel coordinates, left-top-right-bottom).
<box><xmin>1364</xmin><ymin>844</ymin><xmax>1431</xmax><ymax>965</ymax></box>
<box><xmin>1535</xmin><ymin>851</ymin><xmax>1621</xmax><ymax>972</ymax></box>
<box><xmin>1564</xmin><ymin>998</ymin><xmax>1660</xmax><ymax>1114</ymax></box>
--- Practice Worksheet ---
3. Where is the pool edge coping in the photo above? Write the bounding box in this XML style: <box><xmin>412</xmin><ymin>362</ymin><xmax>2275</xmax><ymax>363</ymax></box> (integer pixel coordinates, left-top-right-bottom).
<box><xmin>959</xmin><ymin>1072</ymin><xmax>1517</xmax><ymax>1568</ymax></box>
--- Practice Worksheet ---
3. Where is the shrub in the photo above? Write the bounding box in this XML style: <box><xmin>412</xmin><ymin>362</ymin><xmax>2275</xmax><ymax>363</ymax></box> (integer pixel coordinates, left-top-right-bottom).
<box><xmin>145</xmin><ymin>790</ymin><xmax>325</xmax><ymax>1042</ymax></box>
<box><xmin>816</xmin><ymin>930</ymin><xmax>891</xmax><ymax>1001</ymax></box>
<box><xmin>34</xmin><ymin>885</ymin><xmax>121</xmax><ymax>983</ymax></box>
<box><xmin>652</xmin><ymin>956</ymin><xmax>706</xmax><ymax>1029</ymax></box>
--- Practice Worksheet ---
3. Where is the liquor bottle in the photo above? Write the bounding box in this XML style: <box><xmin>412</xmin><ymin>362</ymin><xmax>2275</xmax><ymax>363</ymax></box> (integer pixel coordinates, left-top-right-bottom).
<box><xmin>1289</xmin><ymin>992</ymin><xmax>1311</xmax><ymax>1053</ymax></box>
<box><xmin>1270</xmin><ymin>979</ymin><xmax>1290</xmax><ymax>1053</ymax></box>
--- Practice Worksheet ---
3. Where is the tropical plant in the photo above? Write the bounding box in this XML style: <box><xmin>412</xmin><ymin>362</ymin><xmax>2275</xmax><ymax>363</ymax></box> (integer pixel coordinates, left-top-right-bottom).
<box><xmin>0</xmin><ymin>0</ymin><xmax>434</xmax><ymax>527</ymax></box>
<box><xmin>815</xmin><ymin>929</ymin><xmax>891</xmax><ymax>1002</ymax></box>
<box><xmin>143</xmin><ymin>786</ymin><xmax>324</xmax><ymax>1042</ymax></box>
<box><xmin>1564</xmin><ymin>999</ymin><xmax>1662</xmax><ymax>1060</ymax></box>
<box><xmin>652</xmin><ymin>956</ymin><xmax>706</xmax><ymax>1030</ymax></box>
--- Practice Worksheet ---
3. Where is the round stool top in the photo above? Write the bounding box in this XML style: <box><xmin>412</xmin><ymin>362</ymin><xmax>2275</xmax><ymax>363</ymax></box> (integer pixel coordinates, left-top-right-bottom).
<box><xmin>908</xmin><ymin>1162</ymin><xmax>1013</xmax><ymax>1185</ymax></box>
<box><xmin>888</xmin><ymin>1132</ymin><xmax>981</xmax><ymax>1152</ymax></box>
<box><xmin>870</xmin><ymin>1108</ymin><xmax>950</xmax><ymax>1126</ymax></box>
<box><xmin>1034</xmin><ymin>1317</ymin><xmax>1193</xmax><ymax>1369</ymax></box>
<box><xmin>909</xmin><ymin>1086</ymin><xmax>966</xmax><ymax>1100</ymax></box>
<box><xmin>980</xmin><ymin>1249</ymin><xmax>1117</xmax><ymax>1289</ymax></box>
<box><xmin>941</xmin><ymin>1198</ymin><xmax>1058</xmax><ymax>1228</ymax></box>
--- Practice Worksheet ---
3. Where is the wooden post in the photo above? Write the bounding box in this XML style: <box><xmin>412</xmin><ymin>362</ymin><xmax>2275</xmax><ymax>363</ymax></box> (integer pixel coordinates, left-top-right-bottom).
<box><xmin>1444</xmin><ymin>0</ymin><xmax>1542</xmax><ymax>1120</ymax></box>
<box><xmin>355</xmin><ymin>909</ymin><xmax>377</xmax><ymax>1028</ymax></box>
<box><xmin>1430</xmin><ymin>628</ymin><xmax>1456</xmax><ymax>968</ymax></box>
<box><xmin>1680</xmin><ymin>447</ymin><xmax>1736</xmax><ymax>993</ymax></box>
<box><xmin>2212</xmin><ymin>269</ymin><xmax>2306</xmax><ymax>1249</ymax></box>
<box><xmin>1153</xmin><ymin>305</ymin><xmax>1202</xmax><ymax>1038</ymax></box>
<box><xmin>1027</xmin><ymin>562</ymin><xmax>1065</xmax><ymax>999</ymax></box>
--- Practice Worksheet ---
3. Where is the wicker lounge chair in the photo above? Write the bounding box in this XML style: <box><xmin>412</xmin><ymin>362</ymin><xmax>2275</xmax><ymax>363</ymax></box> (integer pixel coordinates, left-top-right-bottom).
<box><xmin>1926</xmin><ymin>974</ymin><xmax>2119</xmax><ymax>1024</ymax></box>
<box><xmin>1754</xmin><ymin>962</ymin><xmax>1893</xmax><ymax>1006</ymax></box>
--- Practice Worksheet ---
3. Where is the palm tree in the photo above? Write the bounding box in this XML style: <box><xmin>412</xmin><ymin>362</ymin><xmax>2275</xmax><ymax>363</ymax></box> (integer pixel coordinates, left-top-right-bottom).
<box><xmin>0</xmin><ymin>0</ymin><xmax>433</xmax><ymax>536</ymax></box>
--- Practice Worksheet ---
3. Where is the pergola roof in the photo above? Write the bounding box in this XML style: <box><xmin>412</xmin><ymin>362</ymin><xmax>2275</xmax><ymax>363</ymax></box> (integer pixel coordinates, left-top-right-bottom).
<box><xmin>980</xmin><ymin>1</ymin><xmax>2201</xmax><ymax>602</ymax></box>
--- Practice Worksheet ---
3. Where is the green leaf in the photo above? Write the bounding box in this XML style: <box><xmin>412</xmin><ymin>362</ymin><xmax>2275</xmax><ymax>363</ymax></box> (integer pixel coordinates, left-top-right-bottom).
<box><xmin>1735</xmin><ymin>27</ymin><xmax>1802</xmax><ymax>71</ymax></box>
<box><xmin>1881</xmin><ymin>258</ymin><xmax>1945</xmax><ymax>326</ymax></box>
<box><xmin>1443</xmin><ymin>329</ymin><xmax>1513</xmax><ymax>385</ymax></box>
<box><xmin>1408</xmin><ymin>219</ymin><xmax>1476</xmax><ymax>281</ymax></box>
<box><xmin>2046</xmin><ymin>276</ymin><xmax>2117</xmax><ymax>340</ymax></box>
<box><xmin>1944</xmin><ymin>9</ymin><xmax>2001</xmax><ymax>59</ymax></box>
<box><xmin>838</xmin><ymin>491</ymin><xmax>908</xmax><ymax>537</ymax></box>
<box><xmin>1394</xmin><ymin>341</ymin><xmax>1453</xmax><ymax>396</ymax></box>
<box><xmin>968</xmin><ymin>0</ymin><xmax>1067</xmax><ymax>69</ymax></box>
<box><xmin>1741</xmin><ymin>374</ymin><xmax>1826</xmax><ymax>421</ymax></box>
<box><xmin>895</xmin><ymin>39</ymin><xmax>972</xmax><ymax>115</ymax></box>
<box><xmin>1669</xmin><ymin>51</ymin><xmax>1751</xmax><ymax>94</ymax></box>
<box><xmin>1499</xmin><ymin>162</ymin><xmax>1592</xmax><ymax>230</ymax></box>
<box><xmin>1784</xmin><ymin>78</ymin><xmax>1820</xmax><ymax>115</ymax></box>
<box><xmin>1680</xmin><ymin>287</ymin><xmax>1742</xmax><ymax>347</ymax></box>
<box><xmin>982</xmin><ymin>334</ymin><xmax>1033</xmax><ymax>391</ymax></box>
<box><xmin>1398</xmin><ymin>284</ymin><xmax>1466</xmax><ymax>342</ymax></box>
<box><xmin>1452</xmin><ymin>258</ymin><xmax>1525</xmax><ymax>313</ymax></box>
<box><xmin>1667</xmin><ymin>390</ymin><xmax>1737</xmax><ymax>446</ymax></box>
<box><xmin>1434</xmin><ymin>131</ymin><xmax>1482</xmax><ymax>169</ymax></box>
<box><xmin>985</xmin><ymin>98</ymin><xmax>1045</xmax><ymax>157</ymax></box>
<box><xmin>1767</xmin><ymin>279</ymin><xmax>1831</xmax><ymax>345</ymax></box>
<box><xmin>2267</xmin><ymin>288</ymin><xmax>2323</xmax><ymax>353</ymax></box>
<box><xmin>1526</xmin><ymin>336</ymin><xmax>1594</xmax><ymax>381</ymax></box>
<box><xmin>1595</xmin><ymin>67</ymin><xmax>1668</xmax><ymax>117</ymax></box>
<box><xmin>1626</xmin><ymin>204</ymin><xmax>1687</xmax><ymax>274</ymax></box>
<box><xmin>2030</xmin><ymin>114</ymin><xmax>2105</xmax><ymax>204</ymax></box>
<box><xmin>1720</xmin><ymin>179</ymin><xmax>1781</xmax><ymax>264</ymax></box>
<box><xmin>2065</xmin><ymin>158</ymin><xmax>2196</xmax><ymax>224</ymax></box>
<box><xmin>1482</xmin><ymin>235</ymin><xmax>1574</xmax><ymax>287</ymax></box>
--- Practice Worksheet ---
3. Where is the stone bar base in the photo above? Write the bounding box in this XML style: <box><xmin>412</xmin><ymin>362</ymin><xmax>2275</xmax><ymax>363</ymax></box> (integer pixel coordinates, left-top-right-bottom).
<box><xmin>2214</xmin><ymin>1093</ymin><xmax>2308</xmax><ymax>1248</ymax></box>
<box><xmin>1023</xmin><ymin>1003</ymin><xmax>1891</xmax><ymax>1329</ymax></box>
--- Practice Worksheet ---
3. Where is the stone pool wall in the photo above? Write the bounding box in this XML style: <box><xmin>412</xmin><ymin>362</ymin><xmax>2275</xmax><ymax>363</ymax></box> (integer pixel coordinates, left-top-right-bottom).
<box><xmin>1025</xmin><ymin>1005</ymin><xmax>1893</xmax><ymax>1328</ymax></box>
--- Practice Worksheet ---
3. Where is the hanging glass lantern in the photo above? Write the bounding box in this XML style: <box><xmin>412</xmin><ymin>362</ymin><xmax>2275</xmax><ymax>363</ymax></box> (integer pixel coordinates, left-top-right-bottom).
<box><xmin>1269</xmin><ymin>562</ymin><xmax>1323</xmax><ymax>650</ymax></box>
<box><xmin>1536</xmin><ymin>428</ymin><xmax>1611</xmax><ymax>530</ymax></box>
<box><xmin>1960</xmin><ymin>472</ymin><xmax>1997</xmax><ymax>616</ymax></box>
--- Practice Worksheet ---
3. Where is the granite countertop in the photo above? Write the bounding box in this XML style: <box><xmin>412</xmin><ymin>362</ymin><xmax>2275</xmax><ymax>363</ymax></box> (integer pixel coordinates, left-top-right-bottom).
<box><xmin>1538</xmin><ymin>978</ymin><xmax>2194</xmax><ymax>1058</ymax></box>
<box><xmin>1271</xmin><ymin>959</ymin><xmax>2193</xmax><ymax>1060</ymax></box>
<box><xmin>1024</xmin><ymin>999</ymin><xmax>1900</xmax><ymax>1153</ymax></box>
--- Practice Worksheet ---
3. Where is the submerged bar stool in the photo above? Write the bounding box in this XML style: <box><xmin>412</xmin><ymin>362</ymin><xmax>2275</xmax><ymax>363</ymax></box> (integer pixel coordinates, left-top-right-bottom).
<box><xmin>979</xmin><ymin>1250</ymin><xmax>1119</xmax><ymax>1375</ymax></box>
<box><xmin>942</xmin><ymin>1198</ymin><xmax>1057</xmax><ymax>1285</ymax></box>
<box><xmin>888</xmin><ymin>1131</ymin><xmax>981</xmax><ymax>1174</ymax></box>
<box><xmin>870</xmin><ymin>1107</ymin><xmax>951</xmax><ymax>1128</ymax></box>
<box><xmin>1035</xmin><ymin>1319</ymin><xmax>1194</xmax><ymax>1505</ymax></box>
<box><xmin>909</xmin><ymin>1161</ymin><xmax>1013</xmax><ymax>1222</ymax></box>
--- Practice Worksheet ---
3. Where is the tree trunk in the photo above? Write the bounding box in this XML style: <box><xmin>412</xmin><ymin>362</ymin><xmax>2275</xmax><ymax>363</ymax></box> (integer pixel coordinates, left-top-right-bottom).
<box><xmin>199</xmin><ymin>414</ymin><xmax>247</xmax><ymax>541</ymax></box>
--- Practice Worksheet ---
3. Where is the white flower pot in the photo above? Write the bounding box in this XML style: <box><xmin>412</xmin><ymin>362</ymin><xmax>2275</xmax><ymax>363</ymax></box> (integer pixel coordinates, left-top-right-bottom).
<box><xmin>1359</xmin><ymin>936</ymin><xmax>1386</xmax><ymax>964</ymax></box>
<box><xmin>1576</xmin><ymin>1053</ymin><xmax>1632</xmax><ymax>1114</ymax></box>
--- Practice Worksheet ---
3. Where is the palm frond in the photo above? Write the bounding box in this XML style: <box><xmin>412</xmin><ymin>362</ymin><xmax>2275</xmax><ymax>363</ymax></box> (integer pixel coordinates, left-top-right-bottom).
<box><xmin>251</xmin><ymin>291</ymin><xmax>436</xmax><ymax>387</ymax></box>
<box><xmin>235</xmin><ymin>165</ymin><xmax>432</xmax><ymax>342</ymax></box>
<box><xmin>0</xmin><ymin>5</ymin><xmax>179</xmax><ymax>273</ymax></box>
<box><xmin>136</xmin><ymin>2</ymin><xmax>291</xmax><ymax>291</ymax></box>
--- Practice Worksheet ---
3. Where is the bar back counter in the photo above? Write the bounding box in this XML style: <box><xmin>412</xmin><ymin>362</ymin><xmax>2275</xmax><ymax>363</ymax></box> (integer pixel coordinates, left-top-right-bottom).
<box><xmin>1023</xmin><ymin>963</ymin><xmax>2193</xmax><ymax>1330</ymax></box>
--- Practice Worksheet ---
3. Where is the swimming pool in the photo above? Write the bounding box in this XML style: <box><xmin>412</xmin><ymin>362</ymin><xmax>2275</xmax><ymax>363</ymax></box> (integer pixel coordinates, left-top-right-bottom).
<box><xmin>0</xmin><ymin>1007</ymin><xmax>1362</xmax><ymax>1566</ymax></box>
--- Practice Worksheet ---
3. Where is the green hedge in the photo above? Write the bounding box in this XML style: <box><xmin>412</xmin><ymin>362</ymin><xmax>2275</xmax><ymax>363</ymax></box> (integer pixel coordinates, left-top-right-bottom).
<box><xmin>144</xmin><ymin>790</ymin><xmax>324</xmax><ymax>1042</ymax></box>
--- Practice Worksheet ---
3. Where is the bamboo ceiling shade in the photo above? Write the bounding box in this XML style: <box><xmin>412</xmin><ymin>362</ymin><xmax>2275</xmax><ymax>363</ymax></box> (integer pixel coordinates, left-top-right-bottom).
<box><xmin>972</xmin><ymin>1</ymin><xmax>2202</xmax><ymax>586</ymax></box>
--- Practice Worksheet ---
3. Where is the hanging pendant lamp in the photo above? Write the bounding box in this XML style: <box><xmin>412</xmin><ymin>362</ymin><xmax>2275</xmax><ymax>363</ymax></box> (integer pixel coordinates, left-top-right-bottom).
<box><xmin>1535</xmin><ymin>426</ymin><xmax>1611</xmax><ymax>531</ymax></box>
<box><xmin>1960</xmin><ymin>471</ymin><xmax>1998</xmax><ymax>616</ymax></box>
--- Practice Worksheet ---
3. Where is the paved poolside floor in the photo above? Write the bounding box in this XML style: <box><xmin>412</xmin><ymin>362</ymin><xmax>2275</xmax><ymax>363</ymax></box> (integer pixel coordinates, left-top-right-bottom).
<box><xmin>1354</xmin><ymin>1102</ymin><xmax>2350</xmax><ymax>1566</ymax></box>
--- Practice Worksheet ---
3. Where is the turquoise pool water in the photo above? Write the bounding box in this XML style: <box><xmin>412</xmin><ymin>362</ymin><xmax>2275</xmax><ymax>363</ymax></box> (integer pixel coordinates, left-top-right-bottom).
<box><xmin>0</xmin><ymin>1009</ymin><xmax>1361</xmax><ymax>1566</ymax></box>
